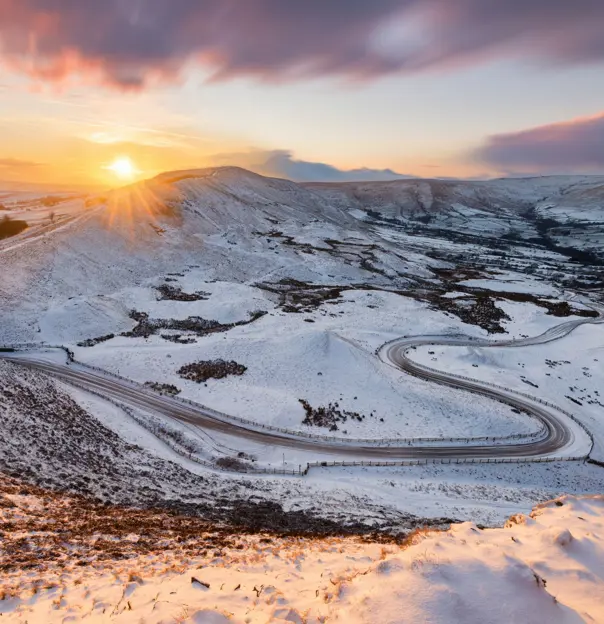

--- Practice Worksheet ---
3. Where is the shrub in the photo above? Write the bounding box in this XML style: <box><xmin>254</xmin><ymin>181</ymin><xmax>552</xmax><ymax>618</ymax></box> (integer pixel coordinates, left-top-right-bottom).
<box><xmin>178</xmin><ymin>360</ymin><xmax>247</xmax><ymax>383</ymax></box>
<box><xmin>0</xmin><ymin>215</ymin><xmax>27</xmax><ymax>240</ymax></box>
<box><xmin>144</xmin><ymin>382</ymin><xmax>181</xmax><ymax>396</ymax></box>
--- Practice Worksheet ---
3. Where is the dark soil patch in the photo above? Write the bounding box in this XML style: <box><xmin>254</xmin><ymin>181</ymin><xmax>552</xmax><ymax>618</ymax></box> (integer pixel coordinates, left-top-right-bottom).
<box><xmin>257</xmin><ymin>279</ymin><xmax>346</xmax><ymax>313</ymax></box>
<box><xmin>462</xmin><ymin>288</ymin><xmax>598</xmax><ymax>319</ymax></box>
<box><xmin>405</xmin><ymin>271</ymin><xmax>598</xmax><ymax>333</ymax></box>
<box><xmin>438</xmin><ymin>293</ymin><xmax>511</xmax><ymax>334</ymax></box>
<box><xmin>122</xmin><ymin>309</ymin><xmax>267</xmax><ymax>339</ymax></box>
<box><xmin>257</xmin><ymin>279</ymin><xmax>409</xmax><ymax>314</ymax></box>
<box><xmin>432</xmin><ymin>266</ymin><xmax>491</xmax><ymax>281</ymax></box>
<box><xmin>215</xmin><ymin>457</ymin><xmax>248</xmax><ymax>472</ymax></box>
<box><xmin>161</xmin><ymin>334</ymin><xmax>197</xmax><ymax>344</ymax></box>
<box><xmin>535</xmin><ymin>299</ymin><xmax>596</xmax><ymax>318</ymax></box>
<box><xmin>0</xmin><ymin>216</ymin><xmax>27</xmax><ymax>240</ymax></box>
<box><xmin>156</xmin><ymin>284</ymin><xmax>210</xmax><ymax>302</ymax></box>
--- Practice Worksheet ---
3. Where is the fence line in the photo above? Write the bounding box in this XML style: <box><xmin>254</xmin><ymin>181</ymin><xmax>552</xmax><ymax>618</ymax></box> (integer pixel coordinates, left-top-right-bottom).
<box><xmin>48</xmin><ymin>349</ymin><xmax>550</xmax><ymax>448</ymax></box>
<box><xmin>61</xmin><ymin>377</ymin><xmax>589</xmax><ymax>478</ymax></box>
<box><xmin>2</xmin><ymin>342</ymin><xmax>593</xmax><ymax>473</ymax></box>
<box><xmin>303</xmin><ymin>454</ymin><xmax>587</xmax><ymax>474</ymax></box>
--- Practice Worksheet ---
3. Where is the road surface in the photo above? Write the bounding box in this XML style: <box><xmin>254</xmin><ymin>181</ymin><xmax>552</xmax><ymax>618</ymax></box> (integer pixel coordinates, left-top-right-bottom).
<box><xmin>3</xmin><ymin>305</ymin><xmax>601</xmax><ymax>464</ymax></box>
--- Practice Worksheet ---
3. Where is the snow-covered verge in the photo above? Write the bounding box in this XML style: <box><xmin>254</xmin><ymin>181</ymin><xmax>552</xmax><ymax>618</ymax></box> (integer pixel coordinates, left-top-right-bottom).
<box><xmin>2</xmin><ymin>479</ymin><xmax>603</xmax><ymax>623</ymax></box>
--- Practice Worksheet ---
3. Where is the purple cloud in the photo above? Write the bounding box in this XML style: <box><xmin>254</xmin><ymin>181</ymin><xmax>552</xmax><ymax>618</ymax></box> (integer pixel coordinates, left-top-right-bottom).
<box><xmin>0</xmin><ymin>0</ymin><xmax>405</xmax><ymax>88</ymax></box>
<box><xmin>476</xmin><ymin>113</ymin><xmax>604</xmax><ymax>173</ymax></box>
<box><xmin>0</xmin><ymin>1</ymin><xmax>603</xmax><ymax>89</ymax></box>
<box><xmin>212</xmin><ymin>149</ymin><xmax>409</xmax><ymax>182</ymax></box>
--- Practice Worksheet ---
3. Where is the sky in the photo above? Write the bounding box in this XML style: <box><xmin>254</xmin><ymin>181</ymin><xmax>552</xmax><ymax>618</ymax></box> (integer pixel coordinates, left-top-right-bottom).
<box><xmin>1</xmin><ymin>0</ymin><xmax>604</xmax><ymax>188</ymax></box>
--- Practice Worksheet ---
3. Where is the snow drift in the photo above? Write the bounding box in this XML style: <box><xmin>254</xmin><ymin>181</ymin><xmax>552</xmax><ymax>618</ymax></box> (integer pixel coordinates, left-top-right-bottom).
<box><xmin>1</xmin><ymin>486</ymin><xmax>603</xmax><ymax>623</ymax></box>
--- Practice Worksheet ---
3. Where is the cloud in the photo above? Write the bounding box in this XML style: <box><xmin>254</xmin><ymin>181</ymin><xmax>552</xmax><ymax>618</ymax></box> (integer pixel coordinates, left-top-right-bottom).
<box><xmin>475</xmin><ymin>113</ymin><xmax>604</xmax><ymax>174</ymax></box>
<box><xmin>212</xmin><ymin>150</ymin><xmax>409</xmax><ymax>182</ymax></box>
<box><xmin>0</xmin><ymin>157</ymin><xmax>46</xmax><ymax>183</ymax></box>
<box><xmin>1</xmin><ymin>1</ymin><xmax>603</xmax><ymax>89</ymax></box>
<box><xmin>0</xmin><ymin>158</ymin><xmax>43</xmax><ymax>170</ymax></box>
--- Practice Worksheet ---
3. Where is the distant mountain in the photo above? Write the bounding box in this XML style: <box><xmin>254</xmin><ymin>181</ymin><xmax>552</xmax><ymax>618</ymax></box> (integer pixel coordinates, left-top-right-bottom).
<box><xmin>306</xmin><ymin>174</ymin><xmax>604</xmax><ymax>258</ymax></box>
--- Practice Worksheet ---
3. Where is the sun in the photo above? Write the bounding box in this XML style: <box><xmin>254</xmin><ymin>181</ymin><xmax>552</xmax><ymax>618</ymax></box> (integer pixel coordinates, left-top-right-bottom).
<box><xmin>106</xmin><ymin>156</ymin><xmax>137</xmax><ymax>180</ymax></box>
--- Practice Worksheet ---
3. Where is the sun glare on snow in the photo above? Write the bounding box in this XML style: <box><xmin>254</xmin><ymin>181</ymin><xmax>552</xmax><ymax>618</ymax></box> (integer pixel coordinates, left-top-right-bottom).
<box><xmin>106</xmin><ymin>156</ymin><xmax>137</xmax><ymax>180</ymax></box>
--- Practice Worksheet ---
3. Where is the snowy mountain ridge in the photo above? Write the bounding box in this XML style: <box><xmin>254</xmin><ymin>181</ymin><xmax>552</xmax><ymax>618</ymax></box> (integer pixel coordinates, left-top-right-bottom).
<box><xmin>1</xmin><ymin>166</ymin><xmax>603</xmax><ymax>344</ymax></box>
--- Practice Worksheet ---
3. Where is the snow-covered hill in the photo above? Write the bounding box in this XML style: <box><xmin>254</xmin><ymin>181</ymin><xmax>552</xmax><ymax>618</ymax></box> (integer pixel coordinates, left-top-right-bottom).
<box><xmin>307</xmin><ymin>174</ymin><xmax>604</xmax><ymax>249</ymax></box>
<box><xmin>1</xmin><ymin>167</ymin><xmax>602</xmax><ymax>344</ymax></box>
<box><xmin>2</xmin><ymin>479</ymin><xmax>603</xmax><ymax>623</ymax></box>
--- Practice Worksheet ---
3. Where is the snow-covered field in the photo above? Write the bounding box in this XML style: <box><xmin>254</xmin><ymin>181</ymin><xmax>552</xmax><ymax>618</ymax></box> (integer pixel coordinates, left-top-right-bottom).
<box><xmin>460</xmin><ymin>270</ymin><xmax>561</xmax><ymax>296</ymax></box>
<box><xmin>68</xmin><ymin>276</ymin><xmax>552</xmax><ymax>440</ymax></box>
<box><xmin>56</xmin><ymin>386</ymin><xmax>604</xmax><ymax>526</ymax></box>
<box><xmin>2</xmin><ymin>481</ymin><xmax>603</xmax><ymax>623</ymax></box>
<box><xmin>413</xmin><ymin>322</ymin><xmax>604</xmax><ymax>460</ymax></box>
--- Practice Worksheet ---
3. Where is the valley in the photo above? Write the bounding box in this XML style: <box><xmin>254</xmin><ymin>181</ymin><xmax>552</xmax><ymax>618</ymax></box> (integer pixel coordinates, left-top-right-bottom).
<box><xmin>1</xmin><ymin>167</ymin><xmax>604</xmax><ymax>530</ymax></box>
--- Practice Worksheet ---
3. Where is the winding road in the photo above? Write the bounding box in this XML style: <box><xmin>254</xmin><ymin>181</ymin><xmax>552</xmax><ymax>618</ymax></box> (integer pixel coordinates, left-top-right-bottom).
<box><xmin>3</xmin><ymin>303</ymin><xmax>602</xmax><ymax>465</ymax></box>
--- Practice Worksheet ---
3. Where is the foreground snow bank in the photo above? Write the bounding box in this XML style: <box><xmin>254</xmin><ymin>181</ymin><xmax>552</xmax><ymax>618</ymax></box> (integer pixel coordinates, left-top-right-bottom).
<box><xmin>2</xmin><ymin>493</ymin><xmax>603</xmax><ymax>623</ymax></box>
